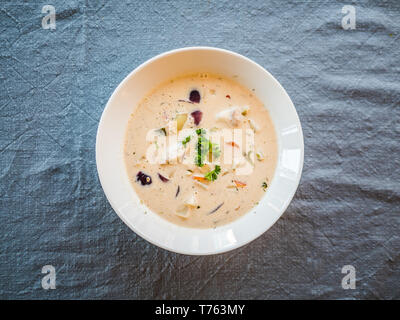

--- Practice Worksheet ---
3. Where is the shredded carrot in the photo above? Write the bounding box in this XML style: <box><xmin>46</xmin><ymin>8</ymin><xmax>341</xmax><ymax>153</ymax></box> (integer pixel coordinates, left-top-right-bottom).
<box><xmin>226</xmin><ymin>141</ymin><xmax>239</xmax><ymax>148</ymax></box>
<box><xmin>192</xmin><ymin>175</ymin><xmax>207</xmax><ymax>182</ymax></box>
<box><xmin>233</xmin><ymin>180</ymin><xmax>247</xmax><ymax>188</ymax></box>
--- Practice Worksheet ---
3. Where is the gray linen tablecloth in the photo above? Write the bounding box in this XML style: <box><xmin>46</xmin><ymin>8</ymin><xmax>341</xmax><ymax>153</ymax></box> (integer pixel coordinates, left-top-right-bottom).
<box><xmin>0</xmin><ymin>0</ymin><xmax>399</xmax><ymax>299</ymax></box>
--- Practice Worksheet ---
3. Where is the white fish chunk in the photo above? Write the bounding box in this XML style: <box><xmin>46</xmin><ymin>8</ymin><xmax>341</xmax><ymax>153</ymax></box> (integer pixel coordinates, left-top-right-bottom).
<box><xmin>215</xmin><ymin>106</ymin><xmax>249</xmax><ymax>127</ymax></box>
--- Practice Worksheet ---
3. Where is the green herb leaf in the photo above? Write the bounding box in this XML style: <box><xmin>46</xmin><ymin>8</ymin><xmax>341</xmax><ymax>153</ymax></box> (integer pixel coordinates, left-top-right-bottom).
<box><xmin>196</xmin><ymin>128</ymin><xmax>206</xmax><ymax>136</ymax></box>
<box><xmin>195</xmin><ymin>129</ymin><xmax>208</xmax><ymax>167</ymax></box>
<box><xmin>195</xmin><ymin>129</ymin><xmax>221</xmax><ymax>166</ymax></box>
<box><xmin>204</xmin><ymin>165</ymin><xmax>221</xmax><ymax>181</ymax></box>
<box><xmin>262</xmin><ymin>182</ymin><xmax>268</xmax><ymax>191</ymax></box>
<box><xmin>182</xmin><ymin>135</ymin><xmax>191</xmax><ymax>145</ymax></box>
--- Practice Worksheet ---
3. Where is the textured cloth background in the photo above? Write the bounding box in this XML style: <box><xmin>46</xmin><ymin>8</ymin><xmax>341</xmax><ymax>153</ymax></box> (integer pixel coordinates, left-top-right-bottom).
<box><xmin>0</xmin><ymin>0</ymin><xmax>399</xmax><ymax>299</ymax></box>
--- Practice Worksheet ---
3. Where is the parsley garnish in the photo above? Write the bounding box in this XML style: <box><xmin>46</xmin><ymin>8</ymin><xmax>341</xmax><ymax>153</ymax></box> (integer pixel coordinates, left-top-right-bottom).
<box><xmin>196</xmin><ymin>128</ymin><xmax>206</xmax><ymax>135</ymax></box>
<box><xmin>195</xmin><ymin>129</ymin><xmax>208</xmax><ymax>167</ymax></box>
<box><xmin>195</xmin><ymin>128</ymin><xmax>221</xmax><ymax>166</ymax></box>
<box><xmin>262</xmin><ymin>182</ymin><xmax>268</xmax><ymax>191</ymax></box>
<box><xmin>182</xmin><ymin>135</ymin><xmax>191</xmax><ymax>145</ymax></box>
<box><xmin>204</xmin><ymin>165</ymin><xmax>221</xmax><ymax>181</ymax></box>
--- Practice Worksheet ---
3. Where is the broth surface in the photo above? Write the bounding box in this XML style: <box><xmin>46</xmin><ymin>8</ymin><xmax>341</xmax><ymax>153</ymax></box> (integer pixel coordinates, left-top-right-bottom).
<box><xmin>124</xmin><ymin>73</ymin><xmax>277</xmax><ymax>228</ymax></box>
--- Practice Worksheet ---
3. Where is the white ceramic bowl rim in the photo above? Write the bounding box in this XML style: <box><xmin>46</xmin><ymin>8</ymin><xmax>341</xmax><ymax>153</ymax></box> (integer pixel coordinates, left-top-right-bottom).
<box><xmin>96</xmin><ymin>46</ymin><xmax>304</xmax><ymax>255</ymax></box>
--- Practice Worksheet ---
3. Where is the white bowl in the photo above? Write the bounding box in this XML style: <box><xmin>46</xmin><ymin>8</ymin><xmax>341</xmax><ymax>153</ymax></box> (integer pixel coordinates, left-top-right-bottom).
<box><xmin>96</xmin><ymin>47</ymin><xmax>304</xmax><ymax>255</ymax></box>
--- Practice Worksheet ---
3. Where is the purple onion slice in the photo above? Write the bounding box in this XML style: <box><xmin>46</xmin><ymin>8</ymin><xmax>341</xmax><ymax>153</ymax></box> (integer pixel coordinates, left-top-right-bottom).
<box><xmin>189</xmin><ymin>90</ymin><xmax>200</xmax><ymax>103</ymax></box>
<box><xmin>136</xmin><ymin>171</ymin><xmax>152</xmax><ymax>185</ymax></box>
<box><xmin>190</xmin><ymin>110</ymin><xmax>203</xmax><ymax>126</ymax></box>
<box><xmin>158</xmin><ymin>173</ymin><xmax>169</xmax><ymax>183</ymax></box>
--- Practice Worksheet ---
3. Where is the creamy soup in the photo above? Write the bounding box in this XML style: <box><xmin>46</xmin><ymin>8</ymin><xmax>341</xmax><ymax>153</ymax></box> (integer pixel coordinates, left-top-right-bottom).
<box><xmin>124</xmin><ymin>73</ymin><xmax>277</xmax><ymax>229</ymax></box>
